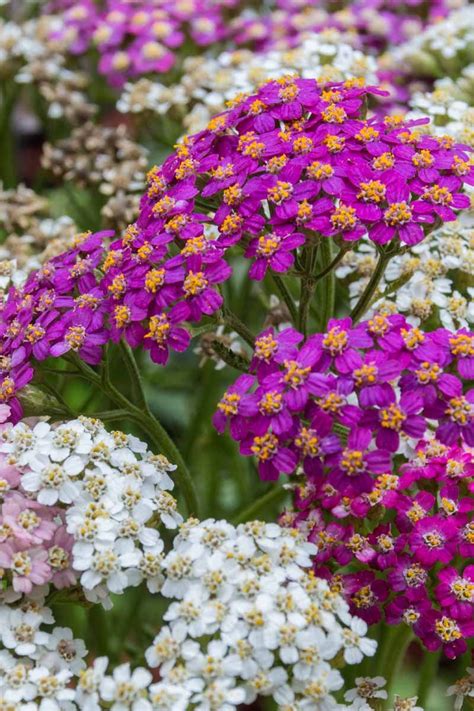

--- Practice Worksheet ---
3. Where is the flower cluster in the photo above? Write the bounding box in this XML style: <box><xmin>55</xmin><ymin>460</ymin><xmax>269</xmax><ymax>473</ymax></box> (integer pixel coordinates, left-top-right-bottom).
<box><xmin>228</xmin><ymin>0</ymin><xmax>459</xmax><ymax>57</ymax></box>
<box><xmin>214</xmin><ymin>314</ymin><xmax>474</xmax><ymax>656</ymax></box>
<box><xmin>336</xmin><ymin>218</ymin><xmax>474</xmax><ymax>330</ymax></box>
<box><xmin>0</xmin><ymin>184</ymin><xmax>78</xmax><ymax>302</ymax></box>
<box><xmin>41</xmin><ymin>123</ymin><xmax>148</xmax><ymax>230</ymax></box>
<box><xmin>0</xmin><ymin>416</ymin><xmax>181</xmax><ymax>606</ymax></box>
<box><xmin>0</xmin><ymin>600</ymin><xmax>88</xmax><ymax>709</ymax></box>
<box><xmin>390</xmin><ymin>5</ymin><xmax>474</xmax><ymax>81</ymax></box>
<box><xmin>48</xmin><ymin>0</ymin><xmax>241</xmax><ymax>86</ymax></box>
<box><xmin>145</xmin><ymin>517</ymin><xmax>377</xmax><ymax>711</ymax></box>
<box><xmin>3</xmin><ymin>77</ymin><xmax>471</xmax><ymax>419</ymax></box>
<box><xmin>118</xmin><ymin>32</ymin><xmax>378</xmax><ymax>134</ymax></box>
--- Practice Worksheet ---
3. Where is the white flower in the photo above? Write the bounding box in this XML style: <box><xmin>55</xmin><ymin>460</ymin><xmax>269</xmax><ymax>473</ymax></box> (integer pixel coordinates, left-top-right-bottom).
<box><xmin>446</xmin><ymin>668</ymin><xmax>474</xmax><ymax>711</ymax></box>
<box><xmin>147</xmin><ymin>681</ymin><xmax>191</xmax><ymax>711</ymax></box>
<box><xmin>390</xmin><ymin>695</ymin><xmax>424</xmax><ymax>711</ymax></box>
<box><xmin>41</xmin><ymin>627</ymin><xmax>87</xmax><ymax>674</ymax></box>
<box><xmin>0</xmin><ymin>608</ymin><xmax>49</xmax><ymax>657</ymax></box>
<box><xmin>191</xmin><ymin>677</ymin><xmax>246</xmax><ymax>711</ymax></box>
<box><xmin>75</xmin><ymin>656</ymin><xmax>109</xmax><ymax>711</ymax></box>
<box><xmin>341</xmin><ymin>618</ymin><xmax>376</xmax><ymax>664</ymax></box>
<box><xmin>345</xmin><ymin>676</ymin><xmax>388</xmax><ymax>704</ymax></box>
<box><xmin>100</xmin><ymin>663</ymin><xmax>152</xmax><ymax>711</ymax></box>
<box><xmin>28</xmin><ymin>667</ymin><xmax>76</xmax><ymax>709</ymax></box>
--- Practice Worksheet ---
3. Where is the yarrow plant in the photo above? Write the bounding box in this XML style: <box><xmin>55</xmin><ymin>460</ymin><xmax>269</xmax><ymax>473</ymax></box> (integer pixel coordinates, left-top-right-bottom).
<box><xmin>214</xmin><ymin>314</ymin><xmax>474</xmax><ymax>655</ymax></box>
<box><xmin>2</xmin><ymin>1</ymin><xmax>474</xmax><ymax>708</ymax></box>
<box><xmin>1</xmin><ymin>76</ymin><xmax>472</xmax><ymax>424</ymax></box>
<box><xmin>0</xmin><ymin>414</ymin><xmax>181</xmax><ymax>607</ymax></box>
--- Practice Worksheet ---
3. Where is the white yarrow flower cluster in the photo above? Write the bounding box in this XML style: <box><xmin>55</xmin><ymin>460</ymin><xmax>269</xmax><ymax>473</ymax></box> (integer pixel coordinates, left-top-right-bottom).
<box><xmin>447</xmin><ymin>667</ymin><xmax>474</xmax><ymax>711</ymax></box>
<box><xmin>336</xmin><ymin>219</ymin><xmax>474</xmax><ymax>328</ymax></box>
<box><xmin>391</xmin><ymin>6</ymin><xmax>474</xmax><ymax>78</ymax></box>
<box><xmin>0</xmin><ymin>600</ymin><xmax>86</xmax><ymax>710</ymax></box>
<box><xmin>0</xmin><ymin>417</ymin><xmax>182</xmax><ymax>607</ymax></box>
<box><xmin>144</xmin><ymin>518</ymin><xmax>377</xmax><ymax>711</ymax></box>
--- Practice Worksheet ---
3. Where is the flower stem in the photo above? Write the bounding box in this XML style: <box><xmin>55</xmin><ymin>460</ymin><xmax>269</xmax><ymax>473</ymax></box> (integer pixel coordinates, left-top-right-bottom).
<box><xmin>271</xmin><ymin>273</ymin><xmax>298</xmax><ymax>324</ymax></box>
<box><xmin>298</xmin><ymin>242</ymin><xmax>318</xmax><ymax>336</ymax></box>
<box><xmin>350</xmin><ymin>250</ymin><xmax>391</xmax><ymax>323</ymax></box>
<box><xmin>232</xmin><ymin>485</ymin><xmax>288</xmax><ymax>524</ymax></box>
<box><xmin>70</xmin><ymin>353</ymin><xmax>200</xmax><ymax>517</ymax></box>
<box><xmin>313</xmin><ymin>245</ymin><xmax>347</xmax><ymax>280</ymax></box>
<box><xmin>416</xmin><ymin>650</ymin><xmax>440</xmax><ymax>708</ymax></box>
<box><xmin>317</xmin><ymin>238</ymin><xmax>336</xmax><ymax>330</ymax></box>
<box><xmin>220</xmin><ymin>306</ymin><xmax>255</xmax><ymax>347</ymax></box>
<box><xmin>381</xmin><ymin>625</ymin><xmax>413</xmax><ymax>701</ymax></box>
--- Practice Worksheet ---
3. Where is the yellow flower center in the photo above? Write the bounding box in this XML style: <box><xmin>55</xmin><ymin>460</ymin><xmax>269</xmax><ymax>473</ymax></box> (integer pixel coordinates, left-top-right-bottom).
<box><xmin>354</xmin><ymin>364</ymin><xmax>378</xmax><ymax>386</ymax></box>
<box><xmin>144</xmin><ymin>314</ymin><xmax>170</xmax><ymax>344</ymax></box>
<box><xmin>183</xmin><ymin>271</ymin><xmax>208</xmax><ymax>297</ymax></box>
<box><xmin>251</xmin><ymin>433</ymin><xmax>278</xmax><ymax>461</ymax></box>
<box><xmin>384</xmin><ymin>202</ymin><xmax>412</xmax><ymax>225</ymax></box>
<box><xmin>412</xmin><ymin>149</ymin><xmax>434</xmax><ymax>167</ymax></box>
<box><xmin>145</xmin><ymin>268</ymin><xmax>165</xmax><ymax>293</ymax></box>
<box><xmin>254</xmin><ymin>334</ymin><xmax>278</xmax><ymax>361</ymax></box>
<box><xmin>268</xmin><ymin>181</ymin><xmax>293</xmax><ymax>205</ymax></box>
<box><xmin>283</xmin><ymin>360</ymin><xmax>311</xmax><ymax>388</ymax></box>
<box><xmin>372</xmin><ymin>152</ymin><xmax>395</xmax><ymax>170</ymax></box>
<box><xmin>322</xmin><ymin>326</ymin><xmax>348</xmax><ymax>355</ymax></box>
<box><xmin>422</xmin><ymin>184</ymin><xmax>453</xmax><ymax>205</ymax></box>
<box><xmin>113</xmin><ymin>305</ymin><xmax>131</xmax><ymax>328</ymax></box>
<box><xmin>322</xmin><ymin>104</ymin><xmax>347</xmax><ymax>123</ymax></box>
<box><xmin>330</xmin><ymin>205</ymin><xmax>357</xmax><ymax>230</ymax></box>
<box><xmin>65</xmin><ymin>326</ymin><xmax>86</xmax><ymax>350</ymax></box>
<box><xmin>294</xmin><ymin>427</ymin><xmax>320</xmax><ymax>457</ymax></box>
<box><xmin>257</xmin><ymin>233</ymin><xmax>281</xmax><ymax>257</ymax></box>
<box><xmin>449</xmin><ymin>334</ymin><xmax>474</xmax><ymax>357</ymax></box>
<box><xmin>220</xmin><ymin>213</ymin><xmax>243</xmax><ymax>235</ymax></box>
<box><xmin>356</xmin><ymin>125</ymin><xmax>380</xmax><ymax>142</ymax></box>
<box><xmin>415</xmin><ymin>361</ymin><xmax>441</xmax><ymax>383</ymax></box>
<box><xmin>401</xmin><ymin>327</ymin><xmax>425</xmax><ymax>349</ymax></box>
<box><xmin>218</xmin><ymin>392</ymin><xmax>240</xmax><ymax>416</ymax></box>
<box><xmin>358</xmin><ymin>180</ymin><xmax>386</xmax><ymax>203</ymax></box>
<box><xmin>341</xmin><ymin>449</ymin><xmax>365</xmax><ymax>475</ymax></box>
<box><xmin>323</xmin><ymin>135</ymin><xmax>345</xmax><ymax>153</ymax></box>
<box><xmin>380</xmin><ymin>403</ymin><xmax>406</xmax><ymax>430</ymax></box>
<box><xmin>307</xmin><ymin>161</ymin><xmax>334</xmax><ymax>180</ymax></box>
<box><xmin>435</xmin><ymin>617</ymin><xmax>462</xmax><ymax>642</ymax></box>
<box><xmin>446</xmin><ymin>396</ymin><xmax>472</xmax><ymax>425</ymax></box>
<box><xmin>259</xmin><ymin>391</ymin><xmax>283</xmax><ymax>415</ymax></box>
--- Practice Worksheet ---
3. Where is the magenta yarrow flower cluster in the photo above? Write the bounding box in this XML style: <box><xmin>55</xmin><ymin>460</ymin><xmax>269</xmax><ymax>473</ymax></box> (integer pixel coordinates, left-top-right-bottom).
<box><xmin>230</xmin><ymin>0</ymin><xmax>456</xmax><ymax>53</ymax></box>
<box><xmin>50</xmin><ymin>0</ymin><xmax>240</xmax><ymax>86</ymax></box>
<box><xmin>1</xmin><ymin>77</ymin><xmax>471</xmax><ymax>422</ymax></box>
<box><xmin>212</xmin><ymin>313</ymin><xmax>474</xmax><ymax>657</ymax></box>
<box><xmin>293</xmin><ymin>437</ymin><xmax>474</xmax><ymax>660</ymax></box>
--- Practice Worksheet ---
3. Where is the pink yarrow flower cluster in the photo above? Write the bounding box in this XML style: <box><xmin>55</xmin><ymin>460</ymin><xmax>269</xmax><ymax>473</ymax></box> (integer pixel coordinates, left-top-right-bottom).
<box><xmin>0</xmin><ymin>410</ymin><xmax>75</xmax><ymax>597</ymax></box>
<box><xmin>49</xmin><ymin>0</ymin><xmax>240</xmax><ymax>86</ymax></box>
<box><xmin>230</xmin><ymin>0</ymin><xmax>456</xmax><ymax>53</ymax></box>
<box><xmin>0</xmin><ymin>78</ymin><xmax>472</xmax><ymax>422</ymax></box>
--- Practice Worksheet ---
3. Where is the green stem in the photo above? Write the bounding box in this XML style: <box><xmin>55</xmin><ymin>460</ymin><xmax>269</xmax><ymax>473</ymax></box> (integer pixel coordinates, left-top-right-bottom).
<box><xmin>313</xmin><ymin>245</ymin><xmax>347</xmax><ymax>280</ymax></box>
<box><xmin>71</xmin><ymin>354</ymin><xmax>200</xmax><ymax>517</ymax></box>
<box><xmin>270</xmin><ymin>273</ymin><xmax>298</xmax><ymax>324</ymax></box>
<box><xmin>318</xmin><ymin>238</ymin><xmax>336</xmax><ymax>329</ymax></box>
<box><xmin>0</xmin><ymin>81</ymin><xmax>19</xmax><ymax>187</ymax></box>
<box><xmin>232</xmin><ymin>485</ymin><xmax>288</xmax><ymax>524</ymax></box>
<box><xmin>118</xmin><ymin>340</ymin><xmax>148</xmax><ymax>411</ymax></box>
<box><xmin>220</xmin><ymin>307</ymin><xmax>255</xmax><ymax>347</ymax></box>
<box><xmin>350</xmin><ymin>251</ymin><xmax>391</xmax><ymax>323</ymax></box>
<box><xmin>298</xmin><ymin>242</ymin><xmax>318</xmax><ymax>336</ymax></box>
<box><xmin>382</xmin><ymin>626</ymin><xmax>413</xmax><ymax>701</ymax></box>
<box><xmin>416</xmin><ymin>650</ymin><xmax>440</xmax><ymax>708</ymax></box>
